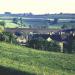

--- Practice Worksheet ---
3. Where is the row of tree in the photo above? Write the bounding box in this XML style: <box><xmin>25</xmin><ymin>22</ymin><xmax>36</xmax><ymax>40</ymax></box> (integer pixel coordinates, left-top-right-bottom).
<box><xmin>27</xmin><ymin>39</ymin><xmax>60</xmax><ymax>52</ymax></box>
<box><xmin>13</xmin><ymin>17</ymin><xmax>25</xmax><ymax>28</ymax></box>
<box><xmin>27</xmin><ymin>37</ymin><xmax>75</xmax><ymax>53</ymax></box>
<box><xmin>0</xmin><ymin>21</ymin><xmax>17</xmax><ymax>44</ymax></box>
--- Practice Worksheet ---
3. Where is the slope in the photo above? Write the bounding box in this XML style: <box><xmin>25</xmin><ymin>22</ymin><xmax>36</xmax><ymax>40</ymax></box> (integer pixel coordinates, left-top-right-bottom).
<box><xmin>0</xmin><ymin>42</ymin><xmax>75</xmax><ymax>75</ymax></box>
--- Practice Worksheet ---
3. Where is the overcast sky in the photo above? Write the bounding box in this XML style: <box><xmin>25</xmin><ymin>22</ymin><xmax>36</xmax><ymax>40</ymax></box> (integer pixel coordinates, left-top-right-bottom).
<box><xmin>0</xmin><ymin>0</ymin><xmax>75</xmax><ymax>14</ymax></box>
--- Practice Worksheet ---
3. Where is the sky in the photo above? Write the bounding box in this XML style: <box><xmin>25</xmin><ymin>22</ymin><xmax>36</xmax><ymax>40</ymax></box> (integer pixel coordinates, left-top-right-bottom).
<box><xmin>0</xmin><ymin>0</ymin><xmax>75</xmax><ymax>14</ymax></box>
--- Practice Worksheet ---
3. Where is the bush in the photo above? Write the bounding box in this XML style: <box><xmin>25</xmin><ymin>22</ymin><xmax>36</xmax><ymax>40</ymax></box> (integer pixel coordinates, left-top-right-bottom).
<box><xmin>27</xmin><ymin>39</ymin><xmax>60</xmax><ymax>52</ymax></box>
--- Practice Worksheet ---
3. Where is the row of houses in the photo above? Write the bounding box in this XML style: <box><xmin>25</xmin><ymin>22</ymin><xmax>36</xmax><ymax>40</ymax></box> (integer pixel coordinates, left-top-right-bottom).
<box><xmin>5</xmin><ymin>28</ymin><xmax>75</xmax><ymax>44</ymax></box>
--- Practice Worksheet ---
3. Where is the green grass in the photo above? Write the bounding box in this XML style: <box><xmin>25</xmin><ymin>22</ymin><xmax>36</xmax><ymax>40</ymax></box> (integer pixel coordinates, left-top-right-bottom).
<box><xmin>5</xmin><ymin>22</ymin><xmax>18</xmax><ymax>28</ymax></box>
<box><xmin>49</xmin><ymin>25</ymin><xmax>61</xmax><ymax>29</ymax></box>
<box><xmin>4</xmin><ymin>20</ymin><xmax>18</xmax><ymax>28</ymax></box>
<box><xmin>0</xmin><ymin>42</ymin><xmax>75</xmax><ymax>75</ymax></box>
<box><xmin>0</xmin><ymin>20</ymin><xmax>18</xmax><ymax>28</ymax></box>
<box><xmin>0</xmin><ymin>20</ymin><xmax>29</xmax><ymax>28</ymax></box>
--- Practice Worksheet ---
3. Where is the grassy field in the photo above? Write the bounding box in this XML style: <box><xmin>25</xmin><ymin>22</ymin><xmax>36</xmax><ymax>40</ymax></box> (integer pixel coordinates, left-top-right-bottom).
<box><xmin>0</xmin><ymin>42</ymin><xmax>75</xmax><ymax>75</ymax></box>
<box><xmin>5</xmin><ymin>22</ymin><xmax>18</xmax><ymax>28</ymax></box>
<box><xmin>0</xmin><ymin>20</ymin><xmax>29</xmax><ymax>28</ymax></box>
<box><xmin>4</xmin><ymin>20</ymin><xmax>19</xmax><ymax>28</ymax></box>
<box><xmin>49</xmin><ymin>25</ymin><xmax>61</xmax><ymax>29</ymax></box>
<box><xmin>0</xmin><ymin>19</ymin><xmax>75</xmax><ymax>29</ymax></box>
<box><xmin>0</xmin><ymin>20</ymin><xmax>18</xmax><ymax>28</ymax></box>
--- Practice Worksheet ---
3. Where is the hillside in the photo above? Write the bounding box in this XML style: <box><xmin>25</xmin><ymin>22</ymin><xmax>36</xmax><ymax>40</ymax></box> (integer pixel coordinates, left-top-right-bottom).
<box><xmin>0</xmin><ymin>42</ymin><xmax>75</xmax><ymax>75</ymax></box>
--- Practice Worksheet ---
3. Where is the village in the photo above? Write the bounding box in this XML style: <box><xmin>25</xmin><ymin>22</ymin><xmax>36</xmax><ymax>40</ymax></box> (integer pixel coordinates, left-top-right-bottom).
<box><xmin>4</xmin><ymin>27</ymin><xmax>75</xmax><ymax>53</ymax></box>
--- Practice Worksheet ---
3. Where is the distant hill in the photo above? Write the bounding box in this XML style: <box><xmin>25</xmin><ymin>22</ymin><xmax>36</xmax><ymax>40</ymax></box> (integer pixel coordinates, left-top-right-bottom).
<box><xmin>0</xmin><ymin>13</ymin><xmax>75</xmax><ymax>28</ymax></box>
<box><xmin>0</xmin><ymin>13</ymin><xmax>75</xmax><ymax>19</ymax></box>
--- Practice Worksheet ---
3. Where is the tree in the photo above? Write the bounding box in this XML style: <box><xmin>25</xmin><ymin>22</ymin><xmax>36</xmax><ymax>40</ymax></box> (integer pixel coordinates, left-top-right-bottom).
<box><xmin>27</xmin><ymin>38</ymin><xmax>60</xmax><ymax>52</ymax></box>
<box><xmin>13</xmin><ymin>18</ymin><xmax>18</xmax><ymax>24</ymax></box>
<box><xmin>3</xmin><ymin>32</ymin><xmax>16</xmax><ymax>44</ymax></box>
<box><xmin>0</xmin><ymin>21</ymin><xmax>5</xmax><ymax>28</ymax></box>
<box><xmin>71</xmin><ymin>39</ymin><xmax>75</xmax><ymax>52</ymax></box>
<box><xmin>29</xmin><ymin>25</ymin><xmax>32</xmax><ymax>28</ymax></box>
<box><xmin>63</xmin><ymin>33</ymin><xmax>75</xmax><ymax>53</ymax></box>
<box><xmin>61</xmin><ymin>24</ymin><xmax>68</xmax><ymax>29</ymax></box>
<box><xmin>19</xmin><ymin>17</ymin><xmax>23</xmax><ymax>28</ymax></box>
<box><xmin>53</xmin><ymin>18</ymin><xmax>58</xmax><ymax>24</ymax></box>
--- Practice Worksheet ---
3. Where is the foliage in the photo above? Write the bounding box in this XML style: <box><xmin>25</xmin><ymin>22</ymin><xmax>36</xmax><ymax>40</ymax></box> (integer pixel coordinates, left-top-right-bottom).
<box><xmin>2</xmin><ymin>32</ymin><xmax>17</xmax><ymax>44</ymax></box>
<box><xmin>12</xmin><ymin>18</ymin><xmax>18</xmax><ymax>24</ymax></box>
<box><xmin>71</xmin><ymin>40</ymin><xmax>75</xmax><ymax>52</ymax></box>
<box><xmin>53</xmin><ymin>18</ymin><xmax>58</xmax><ymax>24</ymax></box>
<box><xmin>28</xmin><ymin>39</ymin><xmax>60</xmax><ymax>52</ymax></box>
<box><xmin>0</xmin><ymin>21</ymin><xmax>5</xmax><ymax>27</ymax></box>
<box><xmin>63</xmin><ymin>33</ymin><xmax>75</xmax><ymax>53</ymax></box>
<box><xmin>0</xmin><ymin>26</ymin><xmax>4</xmax><ymax>33</ymax></box>
<box><xmin>61</xmin><ymin>24</ymin><xmax>68</xmax><ymax>29</ymax></box>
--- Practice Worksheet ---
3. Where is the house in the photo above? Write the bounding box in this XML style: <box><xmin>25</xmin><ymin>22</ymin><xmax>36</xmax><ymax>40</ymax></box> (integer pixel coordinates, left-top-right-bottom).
<box><xmin>16</xmin><ymin>35</ymin><xmax>27</xmax><ymax>45</ymax></box>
